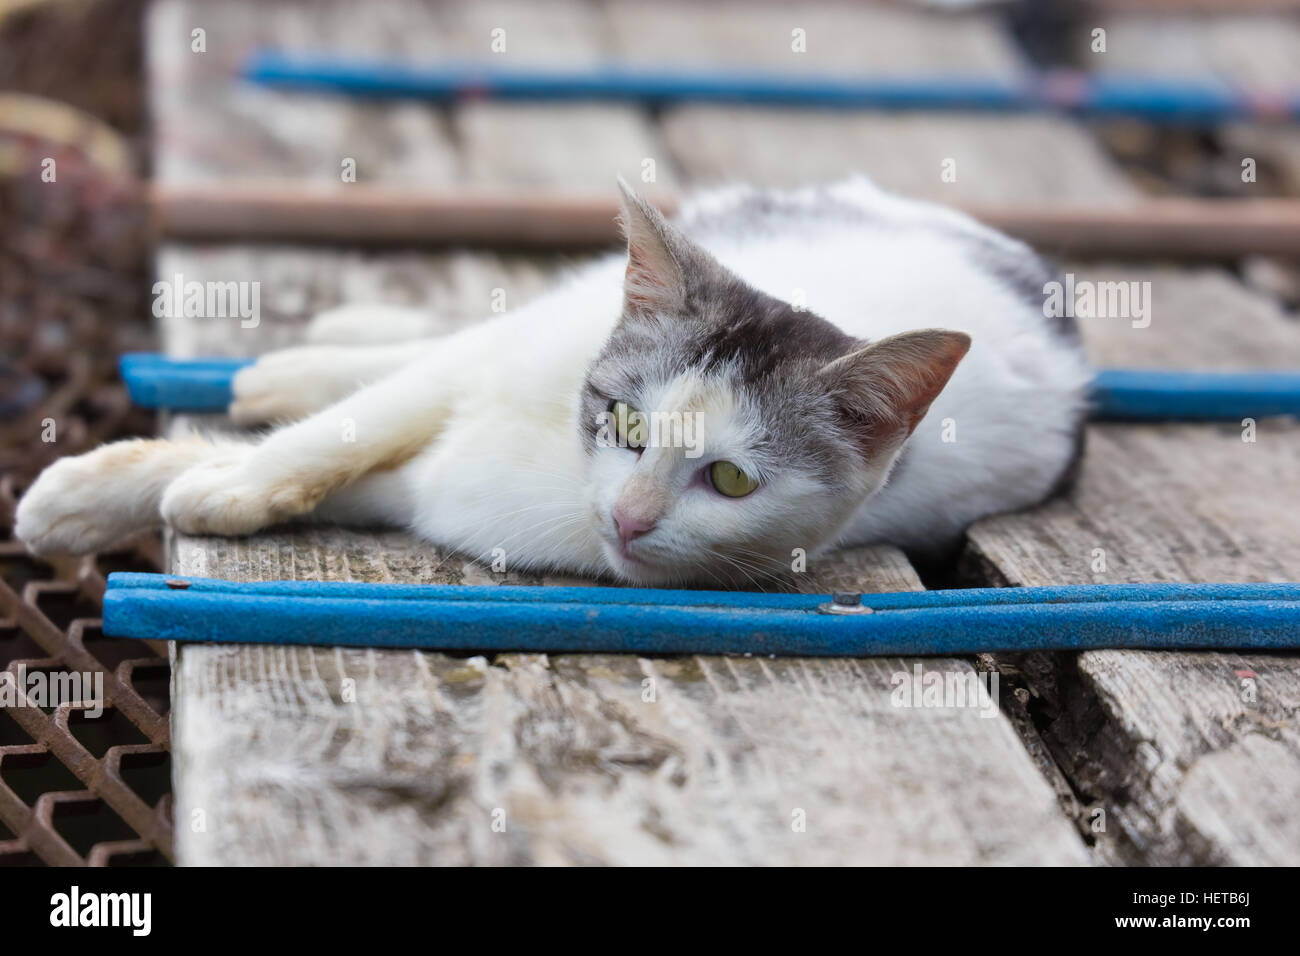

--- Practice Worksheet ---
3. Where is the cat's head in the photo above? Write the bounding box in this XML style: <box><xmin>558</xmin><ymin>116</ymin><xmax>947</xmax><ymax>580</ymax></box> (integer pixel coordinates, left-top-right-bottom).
<box><xmin>579</xmin><ymin>182</ymin><xmax>970</xmax><ymax>586</ymax></box>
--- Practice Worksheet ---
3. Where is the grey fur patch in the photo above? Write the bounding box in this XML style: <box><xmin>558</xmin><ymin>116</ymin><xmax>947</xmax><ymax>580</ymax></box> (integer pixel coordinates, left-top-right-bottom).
<box><xmin>581</xmin><ymin>276</ymin><xmax>862</xmax><ymax>488</ymax></box>
<box><xmin>676</xmin><ymin>183</ymin><xmax>873</xmax><ymax>237</ymax></box>
<box><xmin>967</xmin><ymin>242</ymin><xmax>1080</xmax><ymax>343</ymax></box>
<box><xmin>678</xmin><ymin>181</ymin><xmax>1083</xmax><ymax>344</ymax></box>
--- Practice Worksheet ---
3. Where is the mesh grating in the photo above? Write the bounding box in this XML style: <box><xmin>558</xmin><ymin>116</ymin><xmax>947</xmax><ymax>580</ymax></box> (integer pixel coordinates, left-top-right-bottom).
<box><xmin>1</xmin><ymin>4</ymin><xmax>165</xmax><ymax>860</ymax></box>
<box><xmin>1</xmin><ymin>459</ymin><xmax>172</xmax><ymax>867</ymax></box>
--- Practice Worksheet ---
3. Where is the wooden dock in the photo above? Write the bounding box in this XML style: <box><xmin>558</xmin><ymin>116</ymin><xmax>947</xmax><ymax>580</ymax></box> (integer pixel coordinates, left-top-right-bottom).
<box><xmin>149</xmin><ymin>0</ymin><xmax>1300</xmax><ymax>865</ymax></box>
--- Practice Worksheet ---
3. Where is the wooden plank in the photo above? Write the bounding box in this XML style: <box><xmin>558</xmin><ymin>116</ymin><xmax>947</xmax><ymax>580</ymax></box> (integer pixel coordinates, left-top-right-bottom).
<box><xmin>966</xmin><ymin>269</ymin><xmax>1300</xmax><ymax>865</ymax></box>
<box><xmin>438</xmin><ymin>0</ymin><xmax>680</xmax><ymax>191</ymax></box>
<box><xmin>661</xmin><ymin>109</ymin><xmax>1143</xmax><ymax>202</ymax></box>
<box><xmin>614</xmin><ymin>0</ymin><xmax>1139</xmax><ymax>202</ymax></box>
<box><xmin>147</xmin><ymin>0</ymin><xmax>459</xmax><ymax>187</ymax></box>
<box><xmin>1085</xmin><ymin>11</ymin><xmax>1300</xmax><ymax>195</ymax></box>
<box><xmin>148</xmin><ymin>0</ymin><xmax>675</xmax><ymax>190</ymax></box>
<box><xmin>604</xmin><ymin>0</ymin><xmax>1031</xmax><ymax>75</ymax></box>
<box><xmin>1065</xmin><ymin>262</ymin><xmax>1300</xmax><ymax>369</ymax></box>
<box><xmin>155</xmin><ymin>244</ymin><xmax>563</xmax><ymax>357</ymax></box>
<box><xmin>1079</xmin><ymin>12</ymin><xmax>1300</xmax><ymax>89</ymax></box>
<box><xmin>169</xmin><ymin>528</ymin><xmax>1089</xmax><ymax>866</ymax></box>
<box><xmin>454</xmin><ymin>104</ymin><xmax>678</xmax><ymax>191</ymax></box>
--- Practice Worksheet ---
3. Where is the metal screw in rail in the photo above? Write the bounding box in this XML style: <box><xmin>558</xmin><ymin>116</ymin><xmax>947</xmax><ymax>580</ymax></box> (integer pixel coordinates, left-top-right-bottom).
<box><xmin>819</xmin><ymin>592</ymin><xmax>873</xmax><ymax>615</ymax></box>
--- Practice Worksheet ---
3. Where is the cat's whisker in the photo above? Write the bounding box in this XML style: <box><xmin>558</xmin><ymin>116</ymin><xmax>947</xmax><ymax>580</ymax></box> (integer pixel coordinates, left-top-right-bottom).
<box><xmin>725</xmin><ymin>548</ymin><xmax>790</xmax><ymax>579</ymax></box>
<box><xmin>705</xmin><ymin>549</ymin><xmax>768</xmax><ymax>592</ymax></box>
<box><xmin>471</xmin><ymin>498</ymin><xmax>585</xmax><ymax>523</ymax></box>
<box><xmin>450</xmin><ymin>509</ymin><xmax>590</xmax><ymax>561</ymax></box>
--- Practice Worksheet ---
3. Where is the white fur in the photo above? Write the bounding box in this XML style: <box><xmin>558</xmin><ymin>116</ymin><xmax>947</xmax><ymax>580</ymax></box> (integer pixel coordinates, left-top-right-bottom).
<box><xmin>16</xmin><ymin>178</ymin><xmax>1090</xmax><ymax>583</ymax></box>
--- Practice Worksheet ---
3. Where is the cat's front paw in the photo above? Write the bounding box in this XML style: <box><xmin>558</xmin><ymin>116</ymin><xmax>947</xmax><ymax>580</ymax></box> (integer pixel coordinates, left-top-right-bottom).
<box><xmin>305</xmin><ymin>303</ymin><xmax>440</xmax><ymax>345</ymax></box>
<box><xmin>16</xmin><ymin>452</ymin><xmax>139</xmax><ymax>555</ymax></box>
<box><xmin>229</xmin><ymin>346</ymin><xmax>356</xmax><ymax>426</ymax></box>
<box><xmin>160</xmin><ymin>460</ymin><xmax>312</xmax><ymax>537</ymax></box>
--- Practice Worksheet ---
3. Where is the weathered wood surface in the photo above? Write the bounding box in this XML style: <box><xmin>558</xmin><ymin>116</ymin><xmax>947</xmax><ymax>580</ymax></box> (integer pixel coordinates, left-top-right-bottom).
<box><xmin>654</xmin><ymin>6</ymin><xmax>1300</xmax><ymax>867</ymax></box>
<box><xmin>648</xmin><ymin>3</ymin><xmax>1300</xmax><ymax>866</ymax></box>
<box><xmin>153</xmin><ymin>0</ymin><xmax>1300</xmax><ymax>866</ymax></box>
<box><xmin>727</xmin><ymin>4</ymin><xmax>1300</xmax><ymax>864</ymax></box>
<box><xmin>967</xmin><ymin>268</ymin><xmax>1300</xmax><ymax>865</ymax></box>
<box><xmin>169</xmin><ymin>529</ymin><xmax>1089</xmax><ymax>866</ymax></box>
<box><xmin>156</xmin><ymin>244</ymin><xmax>564</xmax><ymax>356</ymax></box>
<box><xmin>148</xmin><ymin>0</ymin><xmax>674</xmax><ymax>191</ymax></box>
<box><xmin>605</xmin><ymin>0</ymin><xmax>1030</xmax><ymax>74</ymax></box>
<box><xmin>1067</xmin><ymin>263</ymin><xmax>1300</xmax><ymax>369</ymax></box>
<box><xmin>662</xmin><ymin>110</ymin><xmax>1143</xmax><ymax>203</ymax></box>
<box><xmin>1084</xmin><ymin>12</ymin><xmax>1300</xmax><ymax>194</ymax></box>
<box><xmin>621</xmin><ymin>0</ymin><xmax>1140</xmax><ymax>203</ymax></box>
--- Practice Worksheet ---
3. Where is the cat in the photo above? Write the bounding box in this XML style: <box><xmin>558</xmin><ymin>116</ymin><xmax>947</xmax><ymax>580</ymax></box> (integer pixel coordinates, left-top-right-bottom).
<box><xmin>15</xmin><ymin>177</ymin><xmax>1091</xmax><ymax>587</ymax></box>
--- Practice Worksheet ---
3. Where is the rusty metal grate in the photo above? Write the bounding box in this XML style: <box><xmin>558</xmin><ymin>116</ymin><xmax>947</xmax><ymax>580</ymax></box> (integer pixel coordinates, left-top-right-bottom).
<box><xmin>0</xmin><ymin>300</ymin><xmax>169</xmax><ymax>865</ymax></box>
<box><xmin>1</xmin><ymin>4</ymin><xmax>167</xmax><ymax>858</ymax></box>
<box><xmin>0</xmin><ymin>350</ymin><xmax>172</xmax><ymax>865</ymax></box>
<box><xmin>0</xmin><ymin>498</ymin><xmax>171</xmax><ymax>866</ymax></box>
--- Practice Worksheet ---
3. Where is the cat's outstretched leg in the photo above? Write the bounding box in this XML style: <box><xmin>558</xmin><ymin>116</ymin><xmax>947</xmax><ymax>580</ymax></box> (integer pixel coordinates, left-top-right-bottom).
<box><xmin>161</xmin><ymin>356</ymin><xmax>451</xmax><ymax>537</ymax></box>
<box><xmin>14</xmin><ymin>436</ymin><xmax>248</xmax><ymax>556</ymax></box>
<box><xmin>303</xmin><ymin>303</ymin><xmax>446</xmax><ymax>346</ymax></box>
<box><xmin>16</xmin><ymin>372</ymin><xmax>438</xmax><ymax>553</ymax></box>
<box><xmin>20</xmin><ymin>317</ymin><xmax>485</xmax><ymax>555</ymax></box>
<box><xmin>229</xmin><ymin>341</ymin><xmax>436</xmax><ymax>425</ymax></box>
<box><xmin>230</xmin><ymin>303</ymin><xmax>451</xmax><ymax>425</ymax></box>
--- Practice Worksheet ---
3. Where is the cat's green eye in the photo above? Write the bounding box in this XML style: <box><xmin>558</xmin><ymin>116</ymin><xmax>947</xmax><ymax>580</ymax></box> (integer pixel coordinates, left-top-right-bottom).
<box><xmin>611</xmin><ymin>400</ymin><xmax>647</xmax><ymax>450</ymax></box>
<box><xmin>709</xmin><ymin>461</ymin><xmax>759</xmax><ymax>498</ymax></box>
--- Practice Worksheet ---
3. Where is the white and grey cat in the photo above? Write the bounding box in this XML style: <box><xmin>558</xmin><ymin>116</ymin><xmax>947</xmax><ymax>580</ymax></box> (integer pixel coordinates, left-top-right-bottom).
<box><xmin>16</xmin><ymin>177</ymin><xmax>1091</xmax><ymax>586</ymax></box>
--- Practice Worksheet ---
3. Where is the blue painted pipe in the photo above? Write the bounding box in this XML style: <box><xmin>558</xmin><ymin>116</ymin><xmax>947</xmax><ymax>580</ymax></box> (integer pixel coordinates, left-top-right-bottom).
<box><xmin>119</xmin><ymin>353</ymin><xmax>253</xmax><ymax>413</ymax></box>
<box><xmin>103</xmin><ymin>574</ymin><xmax>1300</xmax><ymax>654</ymax></box>
<box><xmin>243</xmin><ymin>52</ymin><xmax>1300</xmax><ymax>124</ymax></box>
<box><xmin>1088</xmin><ymin>368</ymin><xmax>1300</xmax><ymax>421</ymax></box>
<box><xmin>105</xmin><ymin>573</ymin><xmax>1300</xmax><ymax>609</ymax></box>
<box><xmin>246</xmin><ymin>53</ymin><xmax>1023</xmax><ymax>112</ymax></box>
<box><xmin>120</xmin><ymin>353</ymin><xmax>1300</xmax><ymax>422</ymax></box>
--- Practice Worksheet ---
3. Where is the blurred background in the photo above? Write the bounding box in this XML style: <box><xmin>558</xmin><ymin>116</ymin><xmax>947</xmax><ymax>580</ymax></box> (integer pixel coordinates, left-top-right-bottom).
<box><xmin>2</xmin><ymin>0</ymin><xmax>1298</xmax><ymax>866</ymax></box>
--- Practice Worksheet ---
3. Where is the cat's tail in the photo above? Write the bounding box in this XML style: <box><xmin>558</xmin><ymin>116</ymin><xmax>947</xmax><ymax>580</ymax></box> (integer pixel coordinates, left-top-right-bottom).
<box><xmin>15</xmin><ymin>435</ymin><xmax>246</xmax><ymax>556</ymax></box>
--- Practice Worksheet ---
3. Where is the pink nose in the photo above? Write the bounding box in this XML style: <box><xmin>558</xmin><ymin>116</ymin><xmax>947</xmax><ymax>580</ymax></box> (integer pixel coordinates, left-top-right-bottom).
<box><xmin>612</xmin><ymin>507</ymin><xmax>656</xmax><ymax>545</ymax></box>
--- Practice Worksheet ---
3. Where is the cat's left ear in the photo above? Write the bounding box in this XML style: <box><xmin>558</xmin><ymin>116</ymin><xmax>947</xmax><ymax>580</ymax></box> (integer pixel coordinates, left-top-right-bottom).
<box><xmin>616</xmin><ymin>177</ymin><xmax>691</xmax><ymax>314</ymax></box>
<box><xmin>818</xmin><ymin>329</ymin><xmax>971</xmax><ymax>454</ymax></box>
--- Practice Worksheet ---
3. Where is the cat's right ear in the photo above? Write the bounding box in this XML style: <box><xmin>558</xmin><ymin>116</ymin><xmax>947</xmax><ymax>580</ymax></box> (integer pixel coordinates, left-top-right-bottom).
<box><xmin>817</xmin><ymin>329</ymin><xmax>971</xmax><ymax>456</ymax></box>
<box><xmin>616</xmin><ymin>177</ymin><xmax>687</xmax><ymax>314</ymax></box>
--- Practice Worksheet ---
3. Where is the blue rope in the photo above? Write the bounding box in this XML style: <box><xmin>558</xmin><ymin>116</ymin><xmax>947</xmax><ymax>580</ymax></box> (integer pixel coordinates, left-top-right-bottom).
<box><xmin>103</xmin><ymin>574</ymin><xmax>1300</xmax><ymax>654</ymax></box>
<box><xmin>243</xmin><ymin>51</ymin><xmax>1300</xmax><ymax>124</ymax></box>
<box><xmin>119</xmin><ymin>353</ymin><xmax>1300</xmax><ymax>422</ymax></box>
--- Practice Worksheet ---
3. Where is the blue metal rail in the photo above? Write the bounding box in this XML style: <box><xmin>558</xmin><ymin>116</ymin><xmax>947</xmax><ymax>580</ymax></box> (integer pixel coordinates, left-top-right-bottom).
<box><xmin>1088</xmin><ymin>368</ymin><xmax>1300</xmax><ymax>421</ymax></box>
<box><xmin>242</xmin><ymin>52</ymin><xmax>1300</xmax><ymax>125</ymax></box>
<box><xmin>119</xmin><ymin>354</ymin><xmax>253</xmax><ymax>413</ymax></box>
<box><xmin>103</xmin><ymin>574</ymin><xmax>1300</xmax><ymax>654</ymax></box>
<box><xmin>119</xmin><ymin>353</ymin><xmax>1300</xmax><ymax>422</ymax></box>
